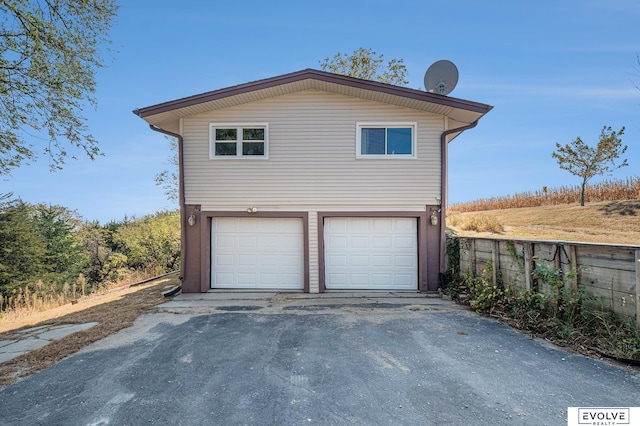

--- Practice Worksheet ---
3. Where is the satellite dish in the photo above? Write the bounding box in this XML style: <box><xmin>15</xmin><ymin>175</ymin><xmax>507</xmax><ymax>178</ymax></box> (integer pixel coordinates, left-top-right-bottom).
<box><xmin>424</xmin><ymin>60</ymin><xmax>459</xmax><ymax>95</ymax></box>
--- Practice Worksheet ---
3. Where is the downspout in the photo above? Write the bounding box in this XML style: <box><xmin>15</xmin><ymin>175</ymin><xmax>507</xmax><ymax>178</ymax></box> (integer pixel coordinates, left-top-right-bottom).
<box><xmin>439</xmin><ymin>120</ymin><xmax>478</xmax><ymax>285</ymax></box>
<box><xmin>149</xmin><ymin>125</ymin><xmax>186</xmax><ymax>290</ymax></box>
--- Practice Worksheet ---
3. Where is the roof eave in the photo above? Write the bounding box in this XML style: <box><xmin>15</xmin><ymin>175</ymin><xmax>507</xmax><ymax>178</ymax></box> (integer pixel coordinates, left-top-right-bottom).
<box><xmin>133</xmin><ymin>69</ymin><xmax>493</xmax><ymax>125</ymax></box>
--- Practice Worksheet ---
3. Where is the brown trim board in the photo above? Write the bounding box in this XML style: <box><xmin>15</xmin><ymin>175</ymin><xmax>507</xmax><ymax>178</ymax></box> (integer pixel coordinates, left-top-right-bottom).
<box><xmin>133</xmin><ymin>69</ymin><xmax>493</xmax><ymax>119</ymax></box>
<box><xmin>200</xmin><ymin>211</ymin><xmax>310</xmax><ymax>293</ymax></box>
<box><xmin>317</xmin><ymin>211</ymin><xmax>430</xmax><ymax>293</ymax></box>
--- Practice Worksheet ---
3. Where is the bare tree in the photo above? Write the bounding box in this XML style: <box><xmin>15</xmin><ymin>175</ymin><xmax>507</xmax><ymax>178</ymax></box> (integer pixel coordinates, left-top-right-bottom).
<box><xmin>154</xmin><ymin>136</ymin><xmax>179</xmax><ymax>203</ymax></box>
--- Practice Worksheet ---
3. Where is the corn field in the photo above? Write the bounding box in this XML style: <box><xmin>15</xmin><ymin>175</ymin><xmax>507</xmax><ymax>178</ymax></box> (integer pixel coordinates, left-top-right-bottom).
<box><xmin>449</xmin><ymin>176</ymin><xmax>640</xmax><ymax>213</ymax></box>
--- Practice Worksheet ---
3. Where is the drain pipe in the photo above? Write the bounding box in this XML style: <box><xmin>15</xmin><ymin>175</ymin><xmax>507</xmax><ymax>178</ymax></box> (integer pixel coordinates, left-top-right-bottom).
<box><xmin>149</xmin><ymin>125</ymin><xmax>186</xmax><ymax>291</ymax></box>
<box><xmin>439</xmin><ymin>120</ymin><xmax>479</xmax><ymax>284</ymax></box>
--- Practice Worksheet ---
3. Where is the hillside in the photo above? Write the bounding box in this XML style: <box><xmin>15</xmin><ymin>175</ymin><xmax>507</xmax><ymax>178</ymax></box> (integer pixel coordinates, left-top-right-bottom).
<box><xmin>447</xmin><ymin>200</ymin><xmax>640</xmax><ymax>245</ymax></box>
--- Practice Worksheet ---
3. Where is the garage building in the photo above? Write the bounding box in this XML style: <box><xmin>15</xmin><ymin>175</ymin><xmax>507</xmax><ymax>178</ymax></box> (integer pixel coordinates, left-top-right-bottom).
<box><xmin>133</xmin><ymin>69</ymin><xmax>492</xmax><ymax>293</ymax></box>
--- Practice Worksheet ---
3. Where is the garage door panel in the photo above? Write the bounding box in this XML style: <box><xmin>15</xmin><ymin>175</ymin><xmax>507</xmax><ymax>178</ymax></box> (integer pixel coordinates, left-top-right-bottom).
<box><xmin>237</xmin><ymin>235</ymin><xmax>255</xmax><ymax>248</ymax></box>
<box><xmin>237</xmin><ymin>273</ymin><xmax>257</xmax><ymax>285</ymax></box>
<box><xmin>214</xmin><ymin>272</ymin><xmax>234</xmax><ymax>283</ymax></box>
<box><xmin>394</xmin><ymin>255</ymin><xmax>415</xmax><ymax>267</ymax></box>
<box><xmin>259</xmin><ymin>273</ymin><xmax>278</xmax><ymax>285</ymax></box>
<box><xmin>211</xmin><ymin>217</ymin><xmax>304</xmax><ymax>290</ymax></box>
<box><xmin>326</xmin><ymin>235</ymin><xmax>347</xmax><ymax>249</ymax></box>
<box><xmin>260</xmin><ymin>254</ymin><xmax>278</xmax><ymax>266</ymax></box>
<box><xmin>279</xmin><ymin>236</ymin><xmax>304</xmax><ymax>249</ymax></box>
<box><xmin>281</xmin><ymin>254</ymin><xmax>302</xmax><ymax>266</ymax></box>
<box><xmin>351</xmin><ymin>236</ymin><xmax>370</xmax><ymax>248</ymax></box>
<box><xmin>215</xmin><ymin>217</ymin><xmax>240</xmax><ymax>231</ymax></box>
<box><xmin>216</xmin><ymin>235</ymin><xmax>235</xmax><ymax>248</ymax></box>
<box><xmin>372</xmin><ymin>255</ymin><xmax>392</xmax><ymax>266</ymax></box>
<box><xmin>259</xmin><ymin>235</ymin><xmax>280</xmax><ymax>248</ymax></box>
<box><xmin>395</xmin><ymin>219</ymin><xmax>414</xmax><ymax>231</ymax></box>
<box><xmin>395</xmin><ymin>236</ymin><xmax>416</xmax><ymax>248</ymax></box>
<box><xmin>395</xmin><ymin>274</ymin><xmax>414</xmax><ymax>286</ymax></box>
<box><xmin>372</xmin><ymin>218</ymin><xmax>393</xmax><ymax>232</ymax></box>
<box><xmin>350</xmin><ymin>274</ymin><xmax>369</xmax><ymax>285</ymax></box>
<box><xmin>324</xmin><ymin>217</ymin><xmax>417</xmax><ymax>290</ymax></box>
<box><xmin>352</xmin><ymin>220</ymin><xmax>372</xmax><ymax>232</ymax></box>
<box><xmin>327</xmin><ymin>254</ymin><xmax>347</xmax><ymax>267</ymax></box>
<box><xmin>373</xmin><ymin>236</ymin><xmax>392</xmax><ymax>248</ymax></box>
<box><xmin>325</xmin><ymin>219</ymin><xmax>345</xmax><ymax>232</ymax></box>
<box><xmin>351</xmin><ymin>255</ymin><xmax>369</xmax><ymax>267</ymax></box>
<box><xmin>327</xmin><ymin>273</ymin><xmax>347</xmax><ymax>285</ymax></box>
<box><xmin>215</xmin><ymin>254</ymin><xmax>235</xmax><ymax>266</ymax></box>
<box><xmin>238</xmin><ymin>254</ymin><xmax>257</xmax><ymax>265</ymax></box>
<box><xmin>372</xmin><ymin>274</ymin><xmax>392</xmax><ymax>285</ymax></box>
<box><xmin>281</xmin><ymin>273</ymin><xmax>302</xmax><ymax>285</ymax></box>
<box><xmin>259</xmin><ymin>218</ymin><xmax>283</xmax><ymax>231</ymax></box>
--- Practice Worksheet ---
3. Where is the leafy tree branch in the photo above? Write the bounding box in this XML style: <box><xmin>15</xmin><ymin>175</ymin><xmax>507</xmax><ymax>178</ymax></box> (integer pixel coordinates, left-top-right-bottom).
<box><xmin>0</xmin><ymin>0</ymin><xmax>118</xmax><ymax>175</ymax></box>
<box><xmin>320</xmin><ymin>47</ymin><xmax>408</xmax><ymax>86</ymax></box>
<box><xmin>552</xmin><ymin>126</ymin><xmax>628</xmax><ymax>206</ymax></box>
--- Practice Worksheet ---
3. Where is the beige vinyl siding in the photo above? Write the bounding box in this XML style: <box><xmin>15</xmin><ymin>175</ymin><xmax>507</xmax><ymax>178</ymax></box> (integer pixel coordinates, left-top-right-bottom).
<box><xmin>308</xmin><ymin>211</ymin><xmax>319</xmax><ymax>293</ymax></box>
<box><xmin>182</xmin><ymin>89</ymin><xmax>443</xmax><ymax>209</ymax></box>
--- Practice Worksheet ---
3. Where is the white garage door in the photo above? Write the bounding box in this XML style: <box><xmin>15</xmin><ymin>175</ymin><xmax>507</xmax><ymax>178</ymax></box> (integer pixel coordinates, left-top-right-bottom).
<box><xmin>324</xmin><ymin>217</ymin><xmax>418</xmax><ymax>290</ymax></box>
<box><xmin>211</xmin><ymin>217</ymin><xmax>304</xmax><ymax>290</ymax></box>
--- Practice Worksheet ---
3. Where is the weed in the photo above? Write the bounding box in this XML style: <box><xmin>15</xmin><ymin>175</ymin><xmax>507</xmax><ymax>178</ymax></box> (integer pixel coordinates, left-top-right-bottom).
<box><xmin>444</xmin><ymin>233</ymin><xmax>461</xmax><ymax>288</ymax></box>
<box><xmin>465</xmin><ymin>276</ymin><xmax>504</xmax><ymax>314</ymax></box>
<box><xmin>587</xmin><ymin>311</ymin><xmax>640</xmax><ymax>360</ymax></box>
<box><xmin>0</xmin><ymin>269</ymin><xmax>160</xmax><ymax>318</ymax></box>
<box><xmin>450</xmin><ymin>262</ymin><xmax>639</xmax><ymax>361</ymax></box>
<box><xmin>460</xmin><ymin>214</ymin><xmax>504</xmax><ymax>233</ymax></box>
<box><xmin>532</xmin><ymin>260</ymin><xmax>587</xmax><ymax>326</ymax></box>
<box><xmin>505</xmin><ymin>241</ymin><xmax>525</xmax><ymax>279</ymax></box>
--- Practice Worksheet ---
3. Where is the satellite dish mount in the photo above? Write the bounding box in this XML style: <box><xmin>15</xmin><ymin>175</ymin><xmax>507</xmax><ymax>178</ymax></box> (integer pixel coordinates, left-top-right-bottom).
<box><xmin>424</xmin><ymin>60</ymin><xmax>459</xmax><ymax>95</ymax></box>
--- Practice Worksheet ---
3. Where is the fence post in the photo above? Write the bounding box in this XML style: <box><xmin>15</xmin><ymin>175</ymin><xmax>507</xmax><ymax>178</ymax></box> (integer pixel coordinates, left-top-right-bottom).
<box><xmin>492</xmin><ymin>240</ymin><xmax>499</xmax><ymax>286</ymax></box>
<box><xmin>470</xmin><ymin>239</ymin><xmax>476</xmax><ymax>277</ymax></box>
<box><xmin>524</xmin><ymin>242</ymin><xmax>533</xmax><ymax>291</ymax></box>
<box><xmin>552</xmin><ymin>244</ymin><xmax>561</xmax><ymax>271</ymax></box>
<box><xmin>569</xmin><ymin>245</ymin><xmax>578</xmax><ymax>291</ymax></box>
<box><xmin>636</xmin><ymin>250</ymin><xmax>640</xmax><ymax>328</ymax></box>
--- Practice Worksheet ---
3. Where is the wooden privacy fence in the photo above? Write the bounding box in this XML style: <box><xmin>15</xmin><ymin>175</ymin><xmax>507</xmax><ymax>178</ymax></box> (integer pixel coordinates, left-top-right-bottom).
<box><xmin>449</xmin><ymin>236</ymin><xmax>640</xmax><ymax>323</ymax></box>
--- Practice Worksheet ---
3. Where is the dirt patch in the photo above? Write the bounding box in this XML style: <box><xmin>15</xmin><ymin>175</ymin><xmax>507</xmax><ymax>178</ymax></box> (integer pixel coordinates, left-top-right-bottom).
<box><xmin>0</xmin><ymin>273</ymin><xmax>180</xmax><ymax>388</ymax></box>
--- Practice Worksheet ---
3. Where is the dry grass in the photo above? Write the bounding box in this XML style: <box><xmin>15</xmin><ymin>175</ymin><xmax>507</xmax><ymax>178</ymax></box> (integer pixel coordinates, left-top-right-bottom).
<box><xmin>0</xmin><ymin>273</ymin><xmax>180</xmax><ymax>387</ymax></box>
<box><xmin>447</xmin><ymin>213</ymin><xmax>504</xmax><ymax>233</ymax></box>
<box><xmin>1</xmin><ymin>269</ymin><xmax>159</xmax><ymax>316</ymax></box>
<box><xmin>447</xmin><ymin>200</ymin><xmax>640</xmax><ymax>244</ymax></box>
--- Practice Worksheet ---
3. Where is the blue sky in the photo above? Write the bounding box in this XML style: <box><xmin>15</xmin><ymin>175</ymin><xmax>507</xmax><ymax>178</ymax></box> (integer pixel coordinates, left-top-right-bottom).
<box><xmin>4</xmin><ymin>0</ymin><xmax>640</xmax><ymax>223</ymax></box>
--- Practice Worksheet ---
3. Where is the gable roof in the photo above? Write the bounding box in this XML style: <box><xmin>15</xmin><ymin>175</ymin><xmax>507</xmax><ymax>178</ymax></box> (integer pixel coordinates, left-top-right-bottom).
<box><xmin>133</xmin><ymin>68</ymin><xmax>493</xmax><ymax>133</ymax></box>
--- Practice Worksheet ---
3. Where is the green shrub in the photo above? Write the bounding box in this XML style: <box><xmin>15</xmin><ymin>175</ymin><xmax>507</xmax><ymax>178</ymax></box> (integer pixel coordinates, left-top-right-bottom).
<box><xmin>450</xmin><ymin>261</ymin><xmax>640</xmax><ymax>361</ymax></box>
<box><xmin>464</xmin><ymin>276</ymin><xmax>504</xmax><ymax>314</ymax></box>
<box><xmin>532</xmin><ymin>261</ymin><xmax>587</xmax><ymax>326</ymax></box>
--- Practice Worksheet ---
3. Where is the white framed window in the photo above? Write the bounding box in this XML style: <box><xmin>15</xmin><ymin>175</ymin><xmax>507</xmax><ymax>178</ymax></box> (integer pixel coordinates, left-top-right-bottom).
<box><xmin>356</xmin><ymin>122</ymin><xmax>417</xmax><ymax>159</ymax></box>
<box><xmin>210</xmin><ymin>123</ymin><xmax>269</xmax><ymax>159</ymax></box>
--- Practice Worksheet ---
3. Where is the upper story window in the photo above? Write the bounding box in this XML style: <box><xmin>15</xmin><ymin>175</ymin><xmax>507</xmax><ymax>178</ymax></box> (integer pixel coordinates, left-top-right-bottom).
<box><xmin>210</xmin><ymin>123</ymin><xmax>269</xmax><ymax>159</ymax></box>
<box><xmin>356</xmin><ymin>122</ymin><xmax>417</xmax><ymax>159</ymax></box>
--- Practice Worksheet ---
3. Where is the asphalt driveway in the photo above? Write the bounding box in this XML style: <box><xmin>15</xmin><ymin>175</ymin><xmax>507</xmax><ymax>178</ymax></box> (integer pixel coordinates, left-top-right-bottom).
<box><xmin>0</xmin><ymin>292</ymin><xmax>638</xmax><ymax>425</ymax></box>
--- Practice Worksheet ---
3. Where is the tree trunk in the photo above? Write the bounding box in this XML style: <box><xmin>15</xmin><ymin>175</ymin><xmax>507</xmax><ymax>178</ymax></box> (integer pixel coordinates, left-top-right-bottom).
<box><xmin>580</xmin><ymin>181</ymin><xmax>586</xmax><ymax>206</ymax></box>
